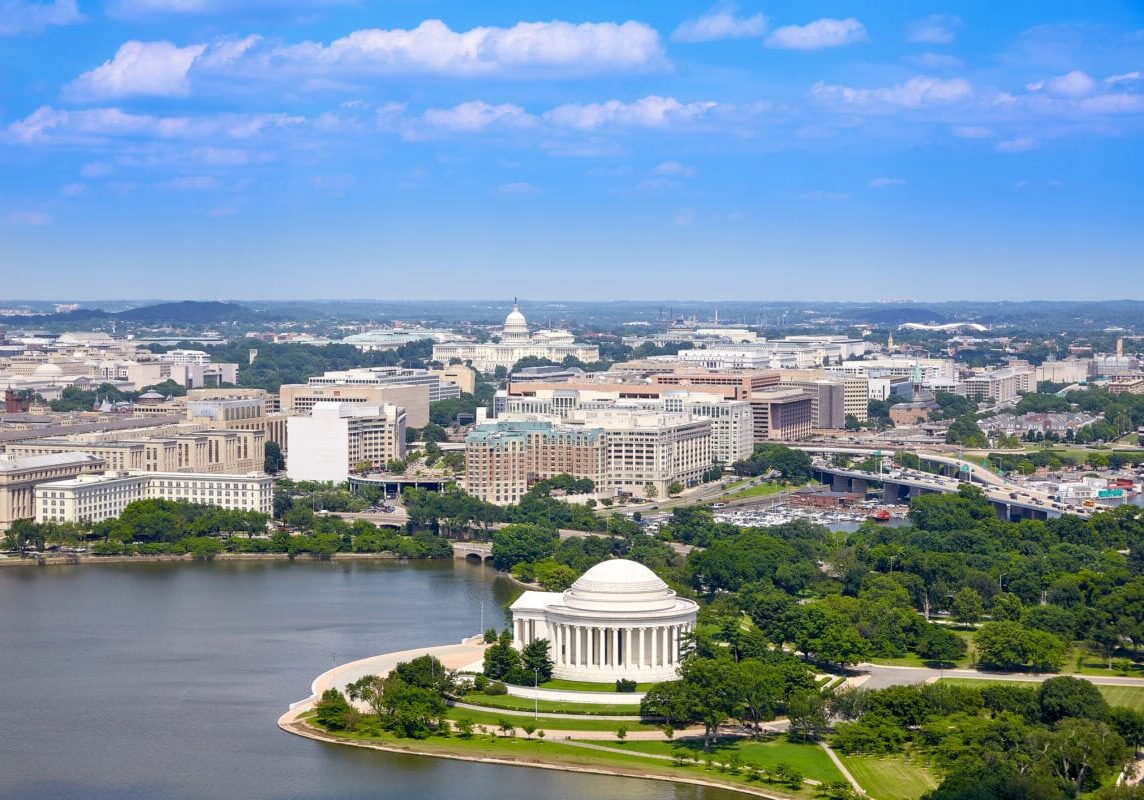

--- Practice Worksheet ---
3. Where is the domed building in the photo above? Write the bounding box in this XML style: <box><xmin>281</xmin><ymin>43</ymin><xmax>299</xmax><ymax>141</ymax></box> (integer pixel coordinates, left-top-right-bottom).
<box><xmin>431</xmin><ymin>302</ymin><xmax>599</xmax><ymax>373</ymax></box>
<box><xmin>510</xmin><ymin>559</ymin><xmax>698</xmax><ymax>682</ymax></box>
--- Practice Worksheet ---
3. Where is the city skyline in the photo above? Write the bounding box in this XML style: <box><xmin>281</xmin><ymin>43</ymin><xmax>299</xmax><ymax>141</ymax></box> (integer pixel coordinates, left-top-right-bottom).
<box><xmin>2</xmin><ymin>1</ymin><xmax>1142</xmax><ymax>300</ymax></box>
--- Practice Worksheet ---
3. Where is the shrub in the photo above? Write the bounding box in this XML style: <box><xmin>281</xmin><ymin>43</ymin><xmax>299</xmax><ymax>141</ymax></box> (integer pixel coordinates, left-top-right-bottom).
<box><xmin>472</xmin><ymin>674</ymin><xmax>489</xmax><ymax>692</ymax></box>
<box><xmin>616</xmin><ymin>678</ymin><xmax>638</xmax><ymax>693</ymax></box>
<box><xmin>484</xmin><ymin>681</ymin><xmax>508</xmax><ymax>696</ymax></box>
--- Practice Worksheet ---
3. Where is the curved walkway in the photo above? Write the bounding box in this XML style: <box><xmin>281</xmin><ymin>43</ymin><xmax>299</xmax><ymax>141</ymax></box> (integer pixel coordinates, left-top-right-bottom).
<box><xmin>450</xmin><ymin>700</ymin><xmax>643</xmax><ymax>721</ymax></box>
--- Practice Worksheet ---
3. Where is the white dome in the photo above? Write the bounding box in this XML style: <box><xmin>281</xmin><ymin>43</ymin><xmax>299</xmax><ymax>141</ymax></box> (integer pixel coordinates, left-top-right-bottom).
<box><xmin>563</xmin><ymin>559</ymin><xmax>678</xmax><ymax>613</ymax></box>
<box><xmin>504</xmin><ymin>305</ymin><xmax>527</xmax><ymax>327</ymax></box>
<box><xmin>33</xmin><ymin>363</ymin><xmax>64</xmax><ymax>377</ymax></box>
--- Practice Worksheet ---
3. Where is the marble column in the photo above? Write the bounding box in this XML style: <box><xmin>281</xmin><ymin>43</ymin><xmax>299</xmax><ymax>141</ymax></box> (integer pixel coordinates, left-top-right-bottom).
<box><xmin>612</xmin><ymin>628</ymin><xmax>620</xmax><ymax>668</ymax></box>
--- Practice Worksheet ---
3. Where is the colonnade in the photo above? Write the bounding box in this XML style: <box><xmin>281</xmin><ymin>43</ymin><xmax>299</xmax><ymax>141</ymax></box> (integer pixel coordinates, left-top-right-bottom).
<box><xmin>515</xmin><ymin>619</ymin><xmax>692</xmax><ymax>671</ymax></box>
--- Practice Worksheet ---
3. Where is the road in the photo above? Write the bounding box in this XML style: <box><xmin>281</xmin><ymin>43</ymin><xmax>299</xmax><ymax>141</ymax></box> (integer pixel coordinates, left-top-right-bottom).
<box><xmin>857</xmin><ymin>663</ymin><xmax>1144</xmax><ymax>690</ymax></box>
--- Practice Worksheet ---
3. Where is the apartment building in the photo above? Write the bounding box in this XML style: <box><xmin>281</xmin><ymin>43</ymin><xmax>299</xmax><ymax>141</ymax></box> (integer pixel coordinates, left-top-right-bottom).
<box><xmin>286</xmin><ymin>402</ymin><xmax>407</xmax><ymax>483</ymax></box>
<box><xmin>35</xmin><ymin>470</ymin><xmax>273</xmax><ymax>524</ymax></box>
<box><xmin>464</xmin><ymin>411</ymin><xmax>713</xmax><ymax>504</ymax></box>
<box><xmin>959</xmin><ymin>366</ymin><xmax>1034</xmax><ymax>404</ymax></box>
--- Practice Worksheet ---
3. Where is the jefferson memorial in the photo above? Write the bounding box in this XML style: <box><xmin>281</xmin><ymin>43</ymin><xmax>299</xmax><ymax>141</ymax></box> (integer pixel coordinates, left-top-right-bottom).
<box><xmin>510</xmin><ymin>559</ymin><xmax>698</xmax><ymax>683</ymax></box>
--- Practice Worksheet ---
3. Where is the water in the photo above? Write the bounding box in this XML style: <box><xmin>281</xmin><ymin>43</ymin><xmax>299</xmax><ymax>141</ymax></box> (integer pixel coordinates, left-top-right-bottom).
<box><xmin>0</xmin><ymin>560</ymin><xmax>740</xmax><ymax>800</ymax></box>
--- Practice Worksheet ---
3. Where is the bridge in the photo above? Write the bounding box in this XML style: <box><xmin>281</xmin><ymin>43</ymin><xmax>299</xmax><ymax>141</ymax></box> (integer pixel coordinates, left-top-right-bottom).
<box><xmin>806</xmin><ymin>461</ymin><xmax>1090</xmax><ymax>521</ymax></box>
<box><xmin>452</xmin><ymin>541</ymin><xmax>493</xmax><ymax>561</ymax></box>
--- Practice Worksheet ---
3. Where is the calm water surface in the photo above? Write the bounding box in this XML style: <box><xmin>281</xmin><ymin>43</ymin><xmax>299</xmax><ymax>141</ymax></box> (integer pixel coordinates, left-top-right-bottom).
<box><xmin>0</xmin><ymin>560</ymin><xmax>742</xmax><ymax>800</ymax></box>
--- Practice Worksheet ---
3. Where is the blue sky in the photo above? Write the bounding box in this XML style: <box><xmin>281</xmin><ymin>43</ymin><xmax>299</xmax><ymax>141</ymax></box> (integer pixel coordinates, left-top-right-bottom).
<box><xmin>1</xmin><ymin>1</ymin><xmax>1142</xmax><ymax>302</ymax></box>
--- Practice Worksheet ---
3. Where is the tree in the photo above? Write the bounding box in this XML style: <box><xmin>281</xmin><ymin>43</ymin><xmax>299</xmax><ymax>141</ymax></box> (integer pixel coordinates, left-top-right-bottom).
<box><xmin>521</xmin><ymin>639</ymin><xmax>554</xmax><ymax>683</ymax></box>
<box><xmin>786</xmin><ymin>690</ymin><xmax>829</xmax><ymax>742</ymax></box>
<box><xmin>975</xmin><ymin>622</ymin><xmax>1066</xmax><ymax>672</ymax></box>
<box><xmin>263</xmin><ymin>441</ymin><xmax>285</xmax><ymax>473</ymax></box>
<box><xmin>666</xmin><ymin>481</ymin><xmax>684</xmax><ymax>497</ymax></box>
<box><xmin>490</xmin><ymin>524</ymin><xmax>558</xmax><ymax>571</ymax></box>
<box><xmin>483</xmin><ymin>631</ymin><xmax>522</xmax><ymax>680</ymax></box>
<box><xmin>952</xmin><ymin>587</ymin><xmax>985</xmax><ymax>625</ymax></box>
<box><xmin>916</xmin><ymin>624</ymin><xmax>968</xmax><ymax>666</ymax></box>
<box><xmin>644</xmin><ymin>482</ymin><xmax>658</xmax><ymax>499</ymax></box>
<box><xmin>992</xmin><ymin>592</ymin><xmax>1024</xmax><ymax>622</ymax></box>
<box><xmin>1037</xmin><ymin>676</ymin><xmax>1109</xmax><ymax>724</ymax></box>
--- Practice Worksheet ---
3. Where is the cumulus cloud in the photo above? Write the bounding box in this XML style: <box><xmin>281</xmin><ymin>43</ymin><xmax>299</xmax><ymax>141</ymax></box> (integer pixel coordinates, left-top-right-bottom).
<box><xmin>544</xmin><ymin>96</ymin><xmax>718</xmax><ymax>130</ymax></box>
<box><xmin>996</xmin><ymin>136</ymin><xmax>1036</xmax><ymax>153</ymax></box>
<box><xmin>67</xmin><ymin>40</ymin><xmax>206</xmax><ymax>99</ymax></box>
<box><xmin>906</xmin><ymin>15</ymin><xmax>961</xmax><ymax>45</ymax></box>
<box><xmin>953</xmin><ymin>125</ymin><xmax>993</xmax><ymax>139</ymax></box>
<box><xmin>0</xmin><ymin>0</ymin><xmax>82</xmax><ymax>36</ymax></box>
<box><xmin>672</xmin><ymin>5</ymin><xmax>766</xmax><ymax>43</ymax></box>
<box><xmin>5</xmin><ymin>210</ymin><xmax>52</xmax><ymax>225</ymax></box>
<box><xmin>868</xmin><ymin>177</ymin><xmax>905</xmax><ymax>188</ymax></box>
<box><xmin>810</xmin><ymin>76</ymin><xmax>972</xmax><ymax>109</ymax></box>
<box><xmin>800</xmin><ymin>190</ymin><xmax>849</xmax><ymax>201</ymax></box>
<box><xmin>422</xmin><ymin>101</ymin><xmax>533</xmax><ymax>132</ymax></box>
<box><xmin>655</xmin><ymin>160</ymin><xmax>697</xmax><ymax>177</ymax></box>
<box><xmin>275</xmin><ymin>19</ymin><xmax>666</xmax><ymax>77</ymax></box>
<box><xmin>495</xmin><ymin>181</ymin><xmax>539</xmax><ymax>196</ymax></box>
<box><xmin>7</xmin><ymin>105</ymin><xmax>303</xmax><ymax>144</ymax></box>
<box><xmin>765</xmin><ymin>17</ymin><xmax>865</xmax><ymax>50</ymax></box>
<box><xmin>1105</xmin><ymin>71</ymin><xmax>1142</xmax><ymax>85</ymax></box>
<box><xmin>1079</xmin><ymin>94</ymin><xmax>1144</xmax><ymax>114</ymax></box>
<box><xmin>1026</xmin><ymin>70</ymin><xmax>1096</xmax><ymax>97</ymax></box>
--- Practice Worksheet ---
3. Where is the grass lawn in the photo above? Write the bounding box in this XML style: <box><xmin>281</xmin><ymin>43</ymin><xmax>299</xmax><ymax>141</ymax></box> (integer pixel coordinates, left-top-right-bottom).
<box><xmin>1065</xmin><ymin>645</ymin><xmax>1144</xmax><ymax>678</ymax></box>
<box><xmin>308</xmin><ymin>724</ymin><xmax>821</xmax><ymax>798</ymax></box>
<box><xmin>619</xmin><ymin>737</ymin><xmax>843</xmax><ymax>785</ymax></box>
<box><xmin>538</xmin><ymin>677</ymin><xmax>656</xmax><ymax>692</ymax></box>
<box><xmin>458</xmin><ymin>692</ymin><xmax>643</xmax><ymax>716</ymax></box>
<box><xmin>445</xmin><ymin>706</ymin><xmax>660</xmax><ymax>732</ymax></box>
<box><xmin>937</xmin><ymin>678</ymin><xmax>1144</xmax><ymax>712</ymax></box>
<box><xmin>723</xmin><ymin>482</ymin><xmax>785</xmax><ymax>501</ymax></box>
<box><xmin>839</xmin><ymin>755</ymin><xmax>937</xmax><ymax>800</ymax></box>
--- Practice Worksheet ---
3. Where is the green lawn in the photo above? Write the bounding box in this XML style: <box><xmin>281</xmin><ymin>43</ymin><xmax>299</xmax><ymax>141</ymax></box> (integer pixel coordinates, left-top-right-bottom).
<box><xmin>723</xmin><ymin>482</ymin><xmax>785</xmax><ymax>501</ymax></box>
<box><xmin>445</xmin><ymin>706</ymin><xmax>659</xmax><ymax>732</ymax></box>
<box><xmin>537</xmin><ymin>677</ymin><xmax>656</xmax><ymax>692</ymax></box>
<box><xmin>1065</xmin><ymin>645</ymin><xmax>1144</xmax><ymax>678</ymax></box>
<box><xmin>840</xmin><ymin>755</ymin><xmax>937</xmax><ymax>800</ymax></box>
<box><xmin>937</xmin><ymin>678</ymin><xmax>1144</xmax><ymax>712</ymax></box>
<box><xmin>458</xmin><ymin>692</ymin><xmax>643</xmax><ymax>716</ymax></box>
<box><xmin>619</xmin><ymin>737</ymin><xmax>843</xmax><ymax>785</ymax></box>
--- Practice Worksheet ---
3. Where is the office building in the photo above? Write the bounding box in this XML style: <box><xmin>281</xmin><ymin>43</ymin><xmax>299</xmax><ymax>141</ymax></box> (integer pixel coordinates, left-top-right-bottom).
<box><xmin>0</xmin><ymin>452</ymin><xmax>107</xmax><ymax>531</ymax></box>
<box><xmin>286</xmin><ymin>402</ymin><xmax>407</xmax><ymax>483</ymax></box>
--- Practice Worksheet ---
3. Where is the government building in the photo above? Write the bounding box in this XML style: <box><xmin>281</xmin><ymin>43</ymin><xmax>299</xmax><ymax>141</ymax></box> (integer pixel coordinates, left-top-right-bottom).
<box><xmin>432</xmin><ymin>303</ymin><xmax>599</xmax><ymax>373</ymax></box>
<box><xmin>510</xmin><ymin>559</ymin><xmax>698</xmax><ymax>682</ymax></box>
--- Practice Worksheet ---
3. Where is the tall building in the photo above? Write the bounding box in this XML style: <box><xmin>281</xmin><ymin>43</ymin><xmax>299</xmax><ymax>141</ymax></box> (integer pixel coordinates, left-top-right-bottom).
<box><xmin>286</xmin><ymin>402</ymin><xmax>407</xmax><ymax>483</ymax></box>
<box><xmin>35</xmin><ymin>470</ymin><xmax>273</xmax><ymax>524</ymax></box>
<box><xmin>278</xmin><ymin>366</ymin><xmax>458</xmax><ymax>428</ymax></box>
<box><xmin>431</xmin><ymin>303</ymin><xmax>599</xmax><ymax>373</ymax></box>
<box><xmin>185</xmin><ymin>390</ymin><xmax>290</xmax><ymax>450</ymax></box>
<box><xmin>749</xmin><ymin>388</ymin><xmax>815</xmax><ymax>441</ymax></box>
<box><xmin>464</xmin><ymin>411</ymin><xmax>713</xmax><ymax>504</ymax></box>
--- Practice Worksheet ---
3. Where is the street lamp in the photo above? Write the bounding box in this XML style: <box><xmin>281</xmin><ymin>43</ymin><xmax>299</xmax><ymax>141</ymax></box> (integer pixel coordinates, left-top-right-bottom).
<box><xmin>534</xmin><ymin>668</ymin><xmax>539</xmax><ymax>721</ymax></box>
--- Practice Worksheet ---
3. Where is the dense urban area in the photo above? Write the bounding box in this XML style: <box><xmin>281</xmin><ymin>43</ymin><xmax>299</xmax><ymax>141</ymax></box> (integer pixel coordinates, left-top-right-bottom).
<box><xmin>4</xmin><ymin>297</ymin><xmax>1144</xmax><ymax>800</ymax></box>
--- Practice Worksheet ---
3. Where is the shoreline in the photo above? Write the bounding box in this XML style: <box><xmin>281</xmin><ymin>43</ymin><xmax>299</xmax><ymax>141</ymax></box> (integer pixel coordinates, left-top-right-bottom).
<box><xmin>0</xmin><ymin>552</ymin><xmax>446</xmax><ymax>568</ymax></box>
<box><xmin>276</xmin><ymin>711</ymin><xmax>797</xmax><ymax>800</ymax></box>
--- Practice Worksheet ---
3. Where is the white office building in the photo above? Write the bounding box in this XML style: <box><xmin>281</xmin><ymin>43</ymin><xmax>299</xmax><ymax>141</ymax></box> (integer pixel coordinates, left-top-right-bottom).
<box><xmin>286</xmin><ymin>402</ymin><xmax>407</xmax><ymax>483</ymax></box>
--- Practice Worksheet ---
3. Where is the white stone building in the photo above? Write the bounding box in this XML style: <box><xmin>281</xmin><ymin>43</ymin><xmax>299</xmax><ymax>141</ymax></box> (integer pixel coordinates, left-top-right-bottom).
<box><xmin>35</xmin><ymin>470</ymin><xmax>273</xmax><ymax>523</ymax></box>
<box><xmin>510</xmin><ymin>559</ymin><xmax>698</xmax><ymax>682</ymax></box>
<box><xmin>431</xmin><ymin>303</ymin><xmax>599</xmax><ymax>373</ymax></box>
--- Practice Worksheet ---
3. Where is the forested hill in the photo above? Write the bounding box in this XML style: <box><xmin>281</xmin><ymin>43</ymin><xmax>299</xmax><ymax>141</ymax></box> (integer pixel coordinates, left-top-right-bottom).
<box><xmin>6</xmin><ymin>301</ymin><xmax>266</xmax><ymax>326</ymax></box>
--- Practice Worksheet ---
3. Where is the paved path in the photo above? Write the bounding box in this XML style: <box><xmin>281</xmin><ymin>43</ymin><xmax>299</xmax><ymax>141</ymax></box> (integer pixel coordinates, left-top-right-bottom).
<box><xmin>858</xmin><ymin>663</ymin><xmax>1144</xmax><ymax>691</ymax></box>
<box><xmin>819</xmin><ymin>742</ymin><xmax>865</xmax><ymax>795</ymax></box>
<box><xmin>451</xmin><ymin>700</ymin><xmax>642</xmax><ymax>721</ymax></box>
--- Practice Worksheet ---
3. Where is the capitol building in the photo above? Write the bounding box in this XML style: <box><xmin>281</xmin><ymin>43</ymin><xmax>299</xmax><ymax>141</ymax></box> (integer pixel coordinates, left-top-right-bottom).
<box><xmin>510</xmin><ymin>559</ymin><xmax>698</xmax><ymax>682</ymax></box>
<box><xmin>432</xmin><ymin>302</ymin><xmax>599</xmax><ymax>373</ymax></box>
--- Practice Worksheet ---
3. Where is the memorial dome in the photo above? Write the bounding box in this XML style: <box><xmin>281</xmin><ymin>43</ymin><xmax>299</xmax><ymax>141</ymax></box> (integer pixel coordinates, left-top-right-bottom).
<box><xmin>562</xmin><ymin>559</ymin><xmax>679</xmax><ymax>613</ymax></box>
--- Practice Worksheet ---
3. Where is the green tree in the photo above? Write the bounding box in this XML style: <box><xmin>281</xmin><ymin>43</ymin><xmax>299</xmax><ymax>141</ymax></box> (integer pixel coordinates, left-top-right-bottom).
<box><xmin>520</xmin><ymin>639</ymin><xmax>554</xmax><ymax>683</ymax></box>
<box><xmin>490</xmin><ymin>524</ymin><xmax>558</xmax><ymax>571</ymax></box>
<box><xmin>952</xmin><ymin>587</ymin><xmax>985</xmax><ymax>625</ymax></box>
<box><xmin>263</xmin><ymin>441</ymin><xmax>285</xmax><ymax>473</ymax></box>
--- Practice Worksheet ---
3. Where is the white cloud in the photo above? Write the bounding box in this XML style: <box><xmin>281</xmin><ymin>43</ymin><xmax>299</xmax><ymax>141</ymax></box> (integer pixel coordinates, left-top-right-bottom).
<box><xmin>276</xmin><ymin>19</ymin><xmax>666</xmax><ymax>77</ymax></box>
<box><xmin>672</xmin><ymin>208</ymin><xmax>696</xmax><ymax>226</ymax></box>
<box><xmin>109</xmin><ymin>0</ymin><xmax>340</xmax><ymax>15</ymax></box>
<box><xmin>5</xmin><ymin>210</ymin><xmax>52</xmax><ymax>226</ymax></box>
<box><xmin>868</xmin><ymin>177</ymin><xmax>905</xmax><ymax>188</ymax></box>
<box><xmin>495</xmin><ymin>181</ymin><xmax>539</xmax><ymax>196</ymax></box>
<box><xmin>810</xmin><ymin>76</ymin><xmax>972</xmax><ymax>109</ymax></box>
<box><xmin>906</xmin><ymin>15</ymin><xmax>961</xmax><ymax>45</ymax></box>
<box><xmin>672</xmin><ymin>6</ymin><xmax>766</xmax><ymax>43</ymax></box>
<box><xmin>655</xmin><ymin>160</ymin><xmax>697</xmax><ymax>177</ymax></box>
<box><xmin>800</xmin><ymin>190</ymin><xmax>849</xmax><ymax>200</ymax></box>
<box><xmin>7</xmin><ymin>105</ymin><xmax>303</xmax><ymax>144</ymax></box>
<box><xmin>1026</xmin><ymin>70</ymin><xmax>1096</xmax><ymax>97</ymax></box>
<box><xmin>996</xmin><ymin>136</ymin><xmax>1036</xmax><ymax>153</ymax></box>
<box><xmin>904</xmin><ymin>52</ymin><xmax>963</xmax><ymax>70</ymax></box>
<box><xmin>1079</xmin><ymin>93</ymin><xmax>1144</xmax><ymax>114</ymax></box>
<box><xmin>544</xmin><ymin>96</ymin><xmax>718</xmax><ymax>130</ymax></box>
<box><xmin>0</xmin><ymin>0</ymin><xmax>82</xmax><ymax>36</ymax></box>
<box><xmin>953</xmin><ymin>125</ymin><xmax>993</xmax><ymax>139</ymax></box>
<box><xmin>60</xmin><ymin>182</ymin><xmax>88</xmax><ymax>196</ymax></box>
<box><xmin>162</xmin><ymin>175</ymin><xmax>220</xmax><ymax>190</ymax></box>
<box><xmin>1105</xmin><ymin>71</ymin><xmax>1142</xmax><ymax>85</ymax></box>
<box><xmin>765</xmin><ymin>18</ymin><xmax>866</xmax><ymax>50</ymax></box>
<box><xmin>422</xmin><ymin>101</ymin><xmax>533</xmax><ymax>132</ymax></box>
<box><xmin>67</xmin><ymin>40</ymin><xmax>206</xmax><ymax>99</ymax></box>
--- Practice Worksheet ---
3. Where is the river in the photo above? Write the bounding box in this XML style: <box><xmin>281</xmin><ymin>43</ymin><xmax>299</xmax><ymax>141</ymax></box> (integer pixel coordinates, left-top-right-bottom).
<box><xmin>0</xmin><ymin>560</ymin><xmax>742</xmax><ymax>800</ymax></box>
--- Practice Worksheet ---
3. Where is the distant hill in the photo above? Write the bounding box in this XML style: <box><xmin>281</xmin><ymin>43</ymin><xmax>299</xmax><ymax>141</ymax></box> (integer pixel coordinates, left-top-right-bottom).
<box><xmin>857</xmin><ymin>306</ymin><xmax>948</xmax><ymax>326</ymax></box>
<box><xmin>1</xmin><ymin>301</ymin><xmax>262</xmax><ymax>327</ymax></box>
